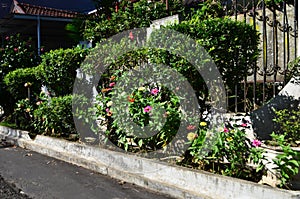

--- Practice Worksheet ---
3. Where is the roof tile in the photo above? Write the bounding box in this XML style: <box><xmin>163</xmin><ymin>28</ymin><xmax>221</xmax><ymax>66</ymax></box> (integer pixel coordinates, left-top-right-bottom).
<box><xmin>16</xmin><ymin>2</ymin><xmax>79</xmax><ymax>18</ymax></box>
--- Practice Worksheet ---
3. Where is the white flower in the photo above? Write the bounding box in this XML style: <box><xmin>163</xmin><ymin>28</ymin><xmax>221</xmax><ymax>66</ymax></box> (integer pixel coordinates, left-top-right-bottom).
<box><xmin>106</xmin><ymin>101</ymin><xmax>113</xmax><ymax>107</ymax></box>
<box><xmin>138</xmin><ymin>86</ymin><xmax>146</xmax><ymax>91</ymax></box>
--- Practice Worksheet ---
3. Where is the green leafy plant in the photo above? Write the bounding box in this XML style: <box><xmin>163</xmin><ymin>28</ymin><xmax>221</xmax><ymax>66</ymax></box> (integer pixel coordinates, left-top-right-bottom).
<box><xmin>87</xmin><ymin>33</ymin><xmax>209</xmax><ymax>152</ymax></box>
<box><xmin>184</xmin><ymin>125</ymin><xmax>266</xmax><ymax>181</ymax></box>
<box><xmin>0</xmin><ymin>34</ymin><xmax>38</xmax><ymax>116</ymax></box>
<box><xmin>264</xmin><ymin>0</ymin><xmax>294</xmax><ymax>7</ymax></box>
<box><xmin>271</xmin><ymin>132</ymin><xmax>300</xmax><ymax>188</ymax></box>
<box><xmin>169</xmin><ymin>17</ymin><xmax>260</xmax><ymax>90</ymax></box>
<box><xmin>37</xmin><ymin>47</ymin><xmax>87</xmax><ymax>96</ymax></box>
<box><xmin>33</xmin><ymin>94</ymin><xmax>76</xmax><ymax>138</ymax></box>
<box><xmin>287</xmin><ymin>57</ymin><xmax>300</xmax><ymax>81</ymax></box>
<box><xmin>273</xmin><ymin>108</ymin><xmax>300</xmax><ymax>144</ymax></box>
<box><xmin>4</xmin><ymin>66</ymin><xmax>42</xmax><ymax>101</ymax></box>
<box><xmin>83</xmin><ymin>0</ymin><xmax>184</xmax><ymax>41</ymax></box>
<box><xmin>97</xmin><ymin>80</ymin><xmax>181</xmax><ymax>151</ymax></box>
<box><xmin>13</xmin><ymin>98</ymin><xmax>35</xmax><ymax>131</ymax></box>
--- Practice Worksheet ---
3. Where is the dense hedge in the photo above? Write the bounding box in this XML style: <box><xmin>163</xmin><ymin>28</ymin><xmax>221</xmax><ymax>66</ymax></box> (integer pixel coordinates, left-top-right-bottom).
<box><xmin>37</xmin><ymin>47</ymin><xmax>88</xmax><ymax>96</ymax></box>
<box><xmin>4</xmin><ymin>66</ymin><xmax>42</xmax><ymax>101</ymax></box>
<box><xmin>168</xmin><ymin>17</ymin><xmax>260</xmax><ymax>90</ymax></box>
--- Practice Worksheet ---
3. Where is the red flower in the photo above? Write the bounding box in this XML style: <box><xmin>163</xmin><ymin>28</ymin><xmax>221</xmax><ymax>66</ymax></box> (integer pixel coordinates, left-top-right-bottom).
<box><xmin>14</xmin><ymin>48</ymin><xmax>19</xmax><ymax>52</ymax></box>
<box><xmin>187</xmin><ymin>125</ymin><xmax>196</xmax><ymax>131</ymax></box>
<box><xmin>129</xmin><ymin>32</ymin><xmax>134</xmax><ymax>41</ymax></box>
<box><xmin>127</xmin><ymin>96</ymin><xmax>135</xmax><ymax>103</ymax></box>
<box><xmin>223</xmin><ymin>127</ymin><xmax>229</xmax><ymax>133</ymax></box>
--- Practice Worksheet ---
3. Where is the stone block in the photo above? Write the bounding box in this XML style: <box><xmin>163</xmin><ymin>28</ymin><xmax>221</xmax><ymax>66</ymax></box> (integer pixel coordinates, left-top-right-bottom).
<box><xmin>251</xmin><ymin>77</ymin><xmax>300</xmax><ymax>140</ymax></box>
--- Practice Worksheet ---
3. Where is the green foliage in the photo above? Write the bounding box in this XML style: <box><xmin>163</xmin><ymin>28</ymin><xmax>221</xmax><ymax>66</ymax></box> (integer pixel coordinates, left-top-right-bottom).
<box><xmin>272</xmin><ymin>108</ymin><xmax>300</xmax><ymax>143</ymax></box>
<box><xmin>0</xmin><ymin>34</ymin><xmax>38</xmax><ymax>76</ymax></box>
<box><xmin>185</xmin><ymin>125</ymin><xmax>266</xmax><ymax>181</ymax></box>
<box><xmin>33</xmin><ymin>95</ymin><xmax>76</xmax><ymax>138</ymax></box>
<box><xmin>92</xmin><ymin>0</ymin><xmax>117</xmax><ymax>17</ymax></box>
<box><xmin>271</xmin><ymin>132</ymin><xmax>300</xmax><ymax>188</ymax></box>
<box><xmin>187</xmin><ymin>0</ymin><xmax>224</xmax><ymax>23</ymax></box>
<box><xmin>83</xmin><ymin>0</ymin><xmax>184</xmax><ymax>41</ymax></box>
<box><xmin>37</xmin><ymin>47</ymin><xmax>87</xmax><ymax>96</ymax></box>
<box><xmin>264</xmin><ymin>0</ymin><xmax>294</xmax><ymax>7</ymax></box>
<box><xmin>97</xmin><ymin>80</ymin><xmax>181</xmax><ymax>151</ymax></box>
<box><xmin>13</xmin><ymin>98</ymin><xmax>35</xmax><ymax>131</ymax></box>
<box><xmin>0</xmin><ymin>34</ymin><xmax>38</xmax><ymax>116</ymax></box>
<box><xmin>287</xmin><ymin>56</ymin><xmax>300</xmax><ymax>81</ymax></box>
<box><xmin>169</xmin><ymin>17</ymin><xmax>260</xmax><ymax>90</ymax></box>
<box><xmin>4</xmin><ymin>66</ymin><xmax>42</xmax><ymax>101</ymax></box>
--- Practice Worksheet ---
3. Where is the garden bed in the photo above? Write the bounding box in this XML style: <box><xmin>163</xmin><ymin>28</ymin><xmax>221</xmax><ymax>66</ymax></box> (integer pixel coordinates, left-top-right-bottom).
<box><xmin>1</xmin><ymin>125</ymin><xmax>300</xmax><ymax>199</ymax></box>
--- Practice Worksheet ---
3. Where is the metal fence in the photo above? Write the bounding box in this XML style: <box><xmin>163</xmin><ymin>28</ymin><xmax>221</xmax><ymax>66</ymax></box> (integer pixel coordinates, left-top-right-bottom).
<box><xmin>223</xmin><ymin>0</ymin><xmax>297</xmax><ymax>112</ymax></box>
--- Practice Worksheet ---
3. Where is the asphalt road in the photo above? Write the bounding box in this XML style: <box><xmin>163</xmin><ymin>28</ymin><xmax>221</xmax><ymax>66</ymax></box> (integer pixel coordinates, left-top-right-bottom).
<box><xmin>0</xmin><ymin>143</ymin><xmax>173</xmax><ymax>199</ymax></box>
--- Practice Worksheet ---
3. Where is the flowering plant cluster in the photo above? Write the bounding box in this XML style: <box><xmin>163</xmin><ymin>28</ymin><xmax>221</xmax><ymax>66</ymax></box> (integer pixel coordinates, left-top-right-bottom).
<box><xmin>0</xmin><ymin>34</ymin><xmax>39</xmax><ymax>117</ymax></box>
<box><xmin>13</xmin><ymin>98</ymin><xmax>34</xmax><ymax>130</ymax></box>
<box><xmin>96</xmin><ymin>77</ymin><xmax>181</xmax><ymax>151</ymax></box>
<box><xmin>182</xmin><ymin>121</ymin><xmax>266</xmax><ymax>181</ymax></box>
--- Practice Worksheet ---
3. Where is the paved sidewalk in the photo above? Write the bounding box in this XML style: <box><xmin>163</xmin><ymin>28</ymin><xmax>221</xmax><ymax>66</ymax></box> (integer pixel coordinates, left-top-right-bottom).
<box><xmin>0</xmin><ymin>143</ymin><xmax>173</xmax><ymax>199</ymax></box>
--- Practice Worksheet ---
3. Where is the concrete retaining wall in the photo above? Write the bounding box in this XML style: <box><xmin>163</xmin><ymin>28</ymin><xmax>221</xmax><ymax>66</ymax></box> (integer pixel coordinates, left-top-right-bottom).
<box><xmin>1</xmin><ymin>125</ymin><xmax>300</xmax><ymax>199</ymax></box>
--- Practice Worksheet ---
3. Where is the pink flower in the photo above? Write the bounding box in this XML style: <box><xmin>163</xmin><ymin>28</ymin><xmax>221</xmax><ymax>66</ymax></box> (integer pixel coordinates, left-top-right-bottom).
<box><xmin>14</xmin><ymin>47</ymin><xmax>18</xmax><ymax>52</ymax></box>
<box><xmin>187</xmin><ymin>125</ymin><xmax>196</xmax><ymax>130</ymax></box>
<box><xmin>252</xmin><ymin>139</ymin><xmax>262</xmax><ymax>147</ymax></box>
<box><xmin>109</xmin><ymin>82</ymin><xmax>116</xmax><ymax>87</ymax></box>
<box><xmin>5</xmin><ymin>36</ymin><xmax>9</xmax><ymax>40</ymax></box>
<box><xmin>143</xmin><ymin>105</ymin><xmax>152</xmax><ymax>113</ymax></box>
<box><xmin>151</xmin><ymin>88</ymin><xmax>159</xmax><ymax>95</ymax></box>
<box><xmin>223</xmin><ymin>127</ymin><xmax>229</xmax><ymax>133</ymax></box>
<box><xmin>106</xmin><ymin>108</ymin><xmax>113</xmax><ymax>116</ymax></box>
<box><xmin>129</xmin><ymin>32</ymin><xmax>134</xmax><ymax>41</ymax></box>
<box><xmin>241</xmin><ymin>123</ymin><xmax>247</xmax><ymax>127</ymax></box>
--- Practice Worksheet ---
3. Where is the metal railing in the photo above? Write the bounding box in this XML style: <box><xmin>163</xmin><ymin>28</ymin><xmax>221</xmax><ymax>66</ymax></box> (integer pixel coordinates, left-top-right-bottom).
<box><xmin>222</xmin><ymin>0</ymin><xmax>297</xmax><ymax>112</ymax></box>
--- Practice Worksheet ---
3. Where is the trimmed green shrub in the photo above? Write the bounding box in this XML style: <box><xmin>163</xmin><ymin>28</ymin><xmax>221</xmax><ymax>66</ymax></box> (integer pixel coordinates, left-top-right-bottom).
<box><xmin>37</xmin><ymin>47</ymin><xmax>87</xmax><ymax>96</ymax></box>
<box><xmin>168</xmin><ymin>17</ymin><xmax>260</xmax><ymax>89</ymax></box>
<box><xmin>4</xmin><ymin>66</ymin><xmax>42</xmax><ymax>101</ymax></box>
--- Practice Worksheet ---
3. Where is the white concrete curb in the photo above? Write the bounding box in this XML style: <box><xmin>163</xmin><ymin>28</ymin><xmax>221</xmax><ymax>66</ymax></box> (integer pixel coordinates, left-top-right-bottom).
<box><xmin>1</xmin><ymin>126</ymin><xmax>300</xmax><ymax>199</ymax></box>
